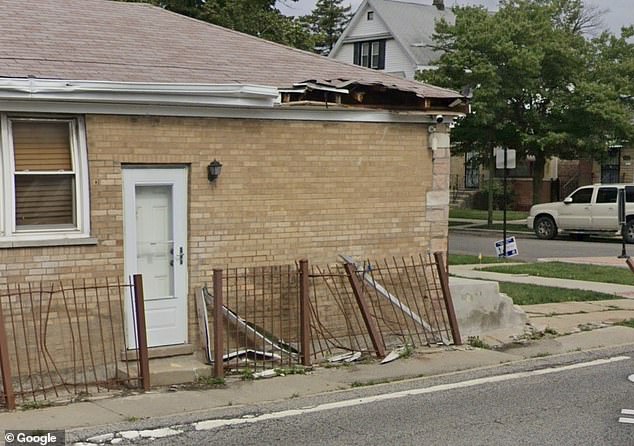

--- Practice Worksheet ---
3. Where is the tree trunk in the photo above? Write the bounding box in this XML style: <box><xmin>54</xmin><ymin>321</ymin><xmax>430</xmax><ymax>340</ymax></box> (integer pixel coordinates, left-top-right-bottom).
<box><xmin>487</xmin><ymin>155</ymin><xmax>495</xmax><ymax>225</ymax></box>
<box><xmin>532</xmin><ymin>153</ymin><xmax>546</xmax><ymax>205</ymax></box>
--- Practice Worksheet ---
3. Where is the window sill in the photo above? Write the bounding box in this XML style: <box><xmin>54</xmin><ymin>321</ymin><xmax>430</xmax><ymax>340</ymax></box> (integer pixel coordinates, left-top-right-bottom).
<box><xmin>0</xmin><ymin>237</ymin><xmax>98</xmax><ymax>249</ymax></box>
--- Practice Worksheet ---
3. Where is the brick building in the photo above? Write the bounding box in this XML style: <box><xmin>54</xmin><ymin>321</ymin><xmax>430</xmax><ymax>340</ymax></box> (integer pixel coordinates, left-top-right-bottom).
<box><xmin>0</xmin><ymin>0</ymin><xmax>465</xmax><ymax>354</ymax></box>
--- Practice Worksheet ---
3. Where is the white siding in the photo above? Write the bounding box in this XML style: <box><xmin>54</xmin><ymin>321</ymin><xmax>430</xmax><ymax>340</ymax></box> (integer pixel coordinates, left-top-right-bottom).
<box><xmin>385</xmin><ymin>39</ymin><xmax>415</xmax><ymax>79</ymax></box>
<box><xmin>352</xmin><ymin>5</ymin><xmax>390</xmax><ymax>36</ymax></box>
<box><xmin>334</xmin><ymin>43</ymin><xmax>355</xmax><ymax>65</ymax></box>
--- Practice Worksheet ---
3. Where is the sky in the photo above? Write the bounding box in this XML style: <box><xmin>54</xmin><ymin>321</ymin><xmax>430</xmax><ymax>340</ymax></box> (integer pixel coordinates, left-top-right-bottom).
<box><xmin>277</xmin><ymin>0</ymin><xmax>634</xmax><ymax>35</ymax></box>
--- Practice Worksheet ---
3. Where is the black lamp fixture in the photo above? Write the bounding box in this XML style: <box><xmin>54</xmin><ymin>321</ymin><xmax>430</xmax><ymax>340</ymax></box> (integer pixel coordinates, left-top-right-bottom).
<box><xmin>207</xmin><ymin>159</ymin><xmax>222</xmax><ymax>182</ymax></box>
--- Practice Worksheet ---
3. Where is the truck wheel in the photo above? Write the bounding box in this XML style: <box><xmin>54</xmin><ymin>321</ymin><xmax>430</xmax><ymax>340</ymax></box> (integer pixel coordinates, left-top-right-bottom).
<box><xmin>625</xmin><ymin>220</ymin><xmax>634</xmax><ymax>244</ymax></box>
<box><xmin>534</xmin><ymin>216</ymin><xmax>557</xmax><ymax>240</ymax></box>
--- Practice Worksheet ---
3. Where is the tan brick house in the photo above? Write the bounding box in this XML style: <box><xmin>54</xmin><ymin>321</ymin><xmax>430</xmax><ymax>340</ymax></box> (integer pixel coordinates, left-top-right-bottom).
<box><xmin>0</xmin><ymin>0</ymin><xmax>465</xmax><ymax>351</ymax></box>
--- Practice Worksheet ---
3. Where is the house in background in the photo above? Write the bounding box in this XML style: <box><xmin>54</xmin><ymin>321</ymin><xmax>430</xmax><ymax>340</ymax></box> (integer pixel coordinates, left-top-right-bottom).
<box><xmin>331</xmin><ymin>0</ymin><xmax>629</xmax><ymax>209</ymax></box>
<box><xmin>0</xmin><ymin>0</ymin><xmax>466</xmax><ymax>378</ymax></box>
<box><xmin>329</xmin><ymin>0</ymin><xmax>454</xmax><ymax>80</ymax></box>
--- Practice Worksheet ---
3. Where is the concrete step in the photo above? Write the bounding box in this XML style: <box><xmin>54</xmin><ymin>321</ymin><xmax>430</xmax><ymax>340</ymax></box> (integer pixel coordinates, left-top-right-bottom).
<box><xmin>118</xmin><ymin>354</ymin><xmax>212</xmax><ymax>387</ymax></box>
<box><xmin>120</xmin><ymin>343</ymin><xmax>194</xmax><ymax>361</ymax></box>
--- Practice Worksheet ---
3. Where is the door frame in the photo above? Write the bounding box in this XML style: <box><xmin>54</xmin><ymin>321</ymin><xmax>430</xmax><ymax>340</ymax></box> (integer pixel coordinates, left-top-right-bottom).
<box><xmin>122</xmin><ymin>166</ymin><xmax>189</xmax><ymax>348</ymax></box>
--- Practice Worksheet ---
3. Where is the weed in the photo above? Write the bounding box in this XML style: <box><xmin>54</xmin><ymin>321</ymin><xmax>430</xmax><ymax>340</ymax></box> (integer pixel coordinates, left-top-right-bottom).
<box><xmin>290</xmin><ymin>392</ymin><xmax>300</xmax><ymax>399</ymax></box>
<box><xmin>196</xmin><ymin>376</ymin><xmax>226</xmax><ymax>387</ymax></box>
<box><xmin>125</xmin><ymin>416</ymin><xmax>141</xmax><ymax>422</ymax></box>
<box><xmin>350</xmin><ymin>379</ymin><xmax>390</xmax><ymax>388</ymax></box>
<box><xmin>544</xmin><ymin>327</ymin><xmax>558</xmax><ymax>335</ymax></box>
<box><xmin>530</xmin><ymin>352</ymin><xmax>551</xmax><ymax>358</ymax></box>
<box><xmin>20</xmin><ymin>400</ymin><xmax>53</xmax><ymax>411</ymax></box>
<box><xmin>399</xmin><ymin>344</ymin><xmax>414</xmax><ymax>359</ymax></box>
<box><xmin>617</xmin><ymin>319</ymin><xmax>634</xmax><ymax>328</ymax></box>
<box><xmin>241</xmin><ymin>368</ymin><xmax>255</xmax><ymax>381</ymax></box>
<box><xmin>274</xmin><ymin>366</ymin><xmax>308</xmax><ymax>376</ymax></box>
<box><xmin>467</xmin><ymin>336</ymin><xmax>491</xmax><ymax>349</ymax></box>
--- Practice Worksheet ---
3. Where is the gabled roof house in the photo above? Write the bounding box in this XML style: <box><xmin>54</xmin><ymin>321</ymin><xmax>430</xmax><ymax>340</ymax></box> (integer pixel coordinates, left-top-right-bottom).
<box><xmin>0</xmin><ymin>0</ymin><xmax>465</xmax><ymax>363</ymax></box>
<box><xmin>330</xmin><ymin>0</ymin><xmax>455</xmax><ymax>79</ymax></box>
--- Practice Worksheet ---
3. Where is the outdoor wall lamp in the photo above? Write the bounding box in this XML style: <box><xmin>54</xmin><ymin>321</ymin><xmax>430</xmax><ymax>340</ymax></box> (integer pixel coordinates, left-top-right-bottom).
<box><xmin>207</xmin><ymin>159</ymin><xmax>222</xmax><ymax>182</ymax></box>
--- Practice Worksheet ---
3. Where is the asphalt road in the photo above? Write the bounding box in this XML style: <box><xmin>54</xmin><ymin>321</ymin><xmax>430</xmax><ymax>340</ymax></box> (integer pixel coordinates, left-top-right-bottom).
<box><xmin>137</xmin><ymin>351</ymin><xmax>634</xmax><ymax>446</ymax></box>
<box><xmin>449</xmin><ymin>231</ymin><xmax>626</xmax><ymax>261</ymax></box>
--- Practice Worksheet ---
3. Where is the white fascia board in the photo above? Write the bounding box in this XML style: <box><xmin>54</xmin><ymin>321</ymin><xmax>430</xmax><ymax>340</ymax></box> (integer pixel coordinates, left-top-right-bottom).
<box><xmin>0</xmin><ymin>79</ymin><xmax>279</xmax><ymax>108</ymax></box>
<box><xmin>0</xmin><ymin>99</ymin><xmax>440</xmax><ymax>124</ymax></box>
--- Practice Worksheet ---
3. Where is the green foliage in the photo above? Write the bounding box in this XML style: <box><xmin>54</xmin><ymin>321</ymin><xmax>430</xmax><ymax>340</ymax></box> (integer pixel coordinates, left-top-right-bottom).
<box><xmin>467</xmin><ymin>336</ymin><xmax>490</xmax><ymax>349</ymax></box>
<box><xmin>617</xmin><ymin>319</ymin><xmax>634</xmax><ymax>329</ymax></box>
<box><xmin>203</xmin><ymin>0</ymin><xmax>316</xmax><ymax>51</ymax></box>
<box><xmin>302</xmin><ymin>0</ymin><xmax>352</xmax><ymax>55</ymax></box>
<box><xmin>274</xmin><ymin>365</ymin><xmax>308</xmax><ymax>375</ymax></box>
<box><xmin>118</xmin><ymin>0</ymin><xmax>316</xmax><ymax>51</ymax></box>
<box><xmin>240</xmin><ymin>368</ymin><xmax>255</xmax><ymax>381</ymax></box>
<box><xmin>472</xmin><ymin>179</ymin><xmax>518</xmax><ymax>210</ymax></box>
<box><xmin>195</xmin><ymin>376</ymin><xmax>226</xmax><ymax>387</ymax></box>
<box><xmin>419</xmin><ymin>0</ymin><xmax>634</xmax><ymax>205</ymax></box>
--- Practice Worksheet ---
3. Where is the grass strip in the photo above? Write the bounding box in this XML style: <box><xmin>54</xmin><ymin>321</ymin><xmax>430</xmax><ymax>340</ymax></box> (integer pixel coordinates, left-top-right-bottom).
<box><xmin>449</xmin><ymin>209</ymin><xmax>528</xmax><ymax>221</ymax></box>
<box><xmin>498</xmin><ymin>282</ymin><xmax>620</xmax><ymax>305</ymax></box>
<box><xmin>466</xmin><ymin>223</ymin><xmax>530</xmax><ymax>232</ymax></box>
<box><xmin>483</xmin><ymin>262</ymin><xmax>634</xmax><ymax>286</ymax></box>
<box><xmin>448</xmin><ymin>254</ymin><xmax>516</xmax><ymax>265</ymax></box>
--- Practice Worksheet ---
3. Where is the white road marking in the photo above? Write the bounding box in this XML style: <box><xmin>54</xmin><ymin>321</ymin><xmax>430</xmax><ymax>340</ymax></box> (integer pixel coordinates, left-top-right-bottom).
<box><xmin>622</xmin><ymin>409</ymin><xmax>634</xmax><ymax>416</ymax></box>
<box><xmin>628</xmin><ymin>373</ymin><xmax>634</xmax><ymax>383</ymax></box>
<box><xmin>618</xmin><ymin>417</ymin><xmax>634</xmax><ymax>424</ymax></box>
<box><xmin>194</xmin><ymin>356</ymin><xmax>631</xmax><ymax>431</ymax></box>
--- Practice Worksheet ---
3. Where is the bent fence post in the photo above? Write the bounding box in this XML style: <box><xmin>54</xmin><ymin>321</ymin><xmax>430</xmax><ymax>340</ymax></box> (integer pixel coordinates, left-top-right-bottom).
<box><xmin>213</xmin><ymin>269</ymin><xmax>225</xmax><ymax>378</ymax></box>
<box><xmin>298</xmin><ymin>259</ymin><xmax>311</xmax><ymax>366</ymax></box>
<box><xmin>433</xmin><ymin>251</ymin><xmax>462</xmax><ymax>345</ymax></box>
<box><xmin>132</xmin><ymin>274</ymin><xmax>150</xmax><ymax>391</ymax></box>
<box><xmin>0</xmin><ymin>298</ymin><xmax>15</xmax><ymax>409</ymax></box>
<box><xmin>343</xmin><ymin>262</ymin><xmax>386</xmax><ymax>358</ymax></box>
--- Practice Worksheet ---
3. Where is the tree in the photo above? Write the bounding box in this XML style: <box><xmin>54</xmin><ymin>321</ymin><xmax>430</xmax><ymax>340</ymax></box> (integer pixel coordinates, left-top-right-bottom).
<box><xmin>419</xmin><ymin>0</ymin><xmax>634</xmax><ymax>211</ymax></box>
<box><xmin>303</xmin><ymin>0</ymin><xmax>352</xmax><ymax>55</ymax></box>
<box><xmin>120</xmin><ymin>0</ymin><xmax>206</xmax><ymax>19</ymax></box>
<box><xmin>201</xmin><ymin>0</ymin><xmax>315</xmax><ymax>51</ymax></box>
<box><xmin>119</xmin><ymin>0</ymin><xmax>315</xmax><ymax>51</ymax></box>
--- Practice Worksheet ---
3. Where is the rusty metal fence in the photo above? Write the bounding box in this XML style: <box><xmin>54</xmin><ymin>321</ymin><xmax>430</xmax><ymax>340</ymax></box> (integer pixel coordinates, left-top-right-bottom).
<box><xmin>307</xmin><ymin>252</ymin><xmax>460</xmax><ymax>361</ymax></box>
<box><xmin>204</xmin><ymin>265</ymin><xmax>303</xmax><ymax>377</ymax></box>
<box><xmin>0</xmin><ymin>275</ymin><xmax>150</xmax><ymax>410</ymax></box>
<box><xmin>204</xmin><ymin>252</ymin><xmax>460</xmax><ymax>377</ymax></box>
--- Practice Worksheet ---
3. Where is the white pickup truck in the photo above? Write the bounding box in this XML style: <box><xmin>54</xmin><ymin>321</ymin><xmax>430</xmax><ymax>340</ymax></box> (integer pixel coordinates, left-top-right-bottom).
<box><xmin>527</xmin><ymin>184</ymin><xmax>634</xmax><ymax>242</ymax></box>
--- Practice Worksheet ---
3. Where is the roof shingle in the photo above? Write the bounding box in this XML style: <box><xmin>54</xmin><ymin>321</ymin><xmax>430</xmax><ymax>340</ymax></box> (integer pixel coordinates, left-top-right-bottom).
<box><xmin>0</xmin><ymin>0</ymin><xmax>460</xmax><ymax>99</ymax></box>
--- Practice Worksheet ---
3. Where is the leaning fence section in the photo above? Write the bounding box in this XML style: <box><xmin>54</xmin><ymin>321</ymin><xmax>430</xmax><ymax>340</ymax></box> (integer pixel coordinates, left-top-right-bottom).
<box><xmin>308</xmin><ymin>253</ymin><xmax>460</xmax><ymax>362</ymax></box>
<box><xmin>0</xmin><ymin>277</ymin><xmax>147</xmax><ymax>409</ymax></box>
<box><xmin>205</xmin><ymin>264</ymin><xmax>302</xmax><ymax>376</ymax></box>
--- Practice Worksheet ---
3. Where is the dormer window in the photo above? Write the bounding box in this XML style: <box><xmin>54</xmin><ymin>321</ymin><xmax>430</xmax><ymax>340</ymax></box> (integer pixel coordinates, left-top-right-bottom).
<box><xmin>353</xmin><ymin>39</ymin><xmax>386</xmax><ymax>70</ymax></box>
<box><xmin>367</xmin><ymin>11</ymin><xmax>374</xmax><ymax>20</ymax></box>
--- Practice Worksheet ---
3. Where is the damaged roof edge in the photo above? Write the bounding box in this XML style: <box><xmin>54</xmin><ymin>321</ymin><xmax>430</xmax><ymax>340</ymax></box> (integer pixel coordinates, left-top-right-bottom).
<box><xmin>0</xmin><ymin>77</ymin><xmax>468</xmax><ymax>114</ymax></box>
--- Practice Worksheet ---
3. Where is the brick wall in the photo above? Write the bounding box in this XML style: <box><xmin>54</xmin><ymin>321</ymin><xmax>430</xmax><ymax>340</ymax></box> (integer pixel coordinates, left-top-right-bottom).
<box><xmin>1</xmin><ymin>114</ymin><xmax>447</xmax><ymax>352</ymax></box>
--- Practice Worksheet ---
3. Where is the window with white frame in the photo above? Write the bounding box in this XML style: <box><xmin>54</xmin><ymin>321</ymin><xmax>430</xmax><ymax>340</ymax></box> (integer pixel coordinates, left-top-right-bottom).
<box><xmin>353</xmin><ymin>39</ymin><xmax>386</xmax><ymax>69</ymax></box>
<box><xmin>0</xmin><ymin>115</ymin><xmax>90</xmax><ymax>240</ymax></box>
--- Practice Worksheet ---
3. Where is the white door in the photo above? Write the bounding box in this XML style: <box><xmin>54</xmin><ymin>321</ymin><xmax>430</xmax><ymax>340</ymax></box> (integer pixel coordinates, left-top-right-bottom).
<box><xmin>123</xmin><ymin>168</ymin><xmax>188</xmax><ymax>348</ymax></box>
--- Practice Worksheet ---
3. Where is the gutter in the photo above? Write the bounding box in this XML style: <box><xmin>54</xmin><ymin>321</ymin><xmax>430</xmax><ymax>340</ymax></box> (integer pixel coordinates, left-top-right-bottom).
<box><xmin>0</xmin><ymin>78</ymin><xmax>279</xmax><ymax>108</ymax></box>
